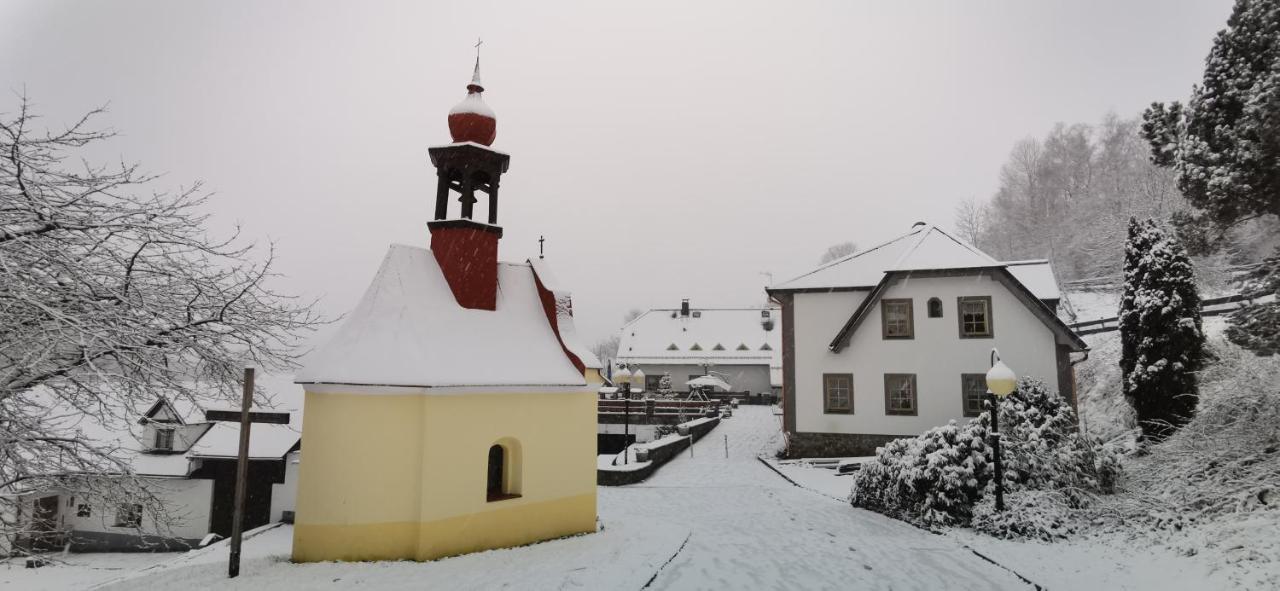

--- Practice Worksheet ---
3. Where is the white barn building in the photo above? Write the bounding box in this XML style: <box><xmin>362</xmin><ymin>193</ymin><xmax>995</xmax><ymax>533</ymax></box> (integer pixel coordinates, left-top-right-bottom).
<box><xmin>616</xmin><ymin>300</ymin><xmax>781</xmax><ymax>401</ymax></box>
<box><xmin>766</xmin><ymin>223</ymin><xmax>1086</xmax><ymax>458</ymax></box>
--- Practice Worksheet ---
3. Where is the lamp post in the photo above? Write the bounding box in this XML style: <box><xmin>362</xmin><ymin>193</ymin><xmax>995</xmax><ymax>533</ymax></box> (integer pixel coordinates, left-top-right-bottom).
<box><xmin>615</xmin><ymin>365</ymin><xmax>632</xmax><ymax>464</ymax></box>
<box><xmin>985</xmin><ymin>348</ymin><xmax>1017</xmax><ymax>512</ymax></box>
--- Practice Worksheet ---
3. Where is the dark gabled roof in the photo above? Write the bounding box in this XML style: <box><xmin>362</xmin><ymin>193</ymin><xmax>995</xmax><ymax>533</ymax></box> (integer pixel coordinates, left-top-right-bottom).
<box><xmin>827</xmin><ymin>266</ymin><xmax>1087</xmax><ymax>353</ymax></box>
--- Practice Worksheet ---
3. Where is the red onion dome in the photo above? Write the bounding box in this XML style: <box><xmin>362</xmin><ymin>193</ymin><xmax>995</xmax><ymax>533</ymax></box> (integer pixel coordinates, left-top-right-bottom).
<box><xmin>448</xmin><ymin>59</ymin><xmax>497</xmax><ymax>146</ymax></box>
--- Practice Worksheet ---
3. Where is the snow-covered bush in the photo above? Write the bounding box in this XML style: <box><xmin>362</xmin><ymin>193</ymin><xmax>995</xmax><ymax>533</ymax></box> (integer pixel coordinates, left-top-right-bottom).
<box><xmin>971</xmin><ymin>490</ymin><xmax>1080</xmax><ymax>542</ymax></box>
<box><xmin>851</xmin><ymin>378</ymin><xmax>1120</xmax><ymax>530</ymax></box>
<box><xmin>850</xmin><ymin>419</ymin><xmax>992</xmax><ymax>527</ymax></box>
<box><xmin>990</xmin><ymin>379</ymin><xmax>1122</xmax><ymax>502</ymax></box>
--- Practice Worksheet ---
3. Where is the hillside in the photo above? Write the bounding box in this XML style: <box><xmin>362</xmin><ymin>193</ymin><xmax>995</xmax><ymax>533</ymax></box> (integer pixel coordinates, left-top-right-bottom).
<box><xmin>1069</xmin><ymin>292</ymin><xmax>1280</xmax><ymax>587</ymax></box>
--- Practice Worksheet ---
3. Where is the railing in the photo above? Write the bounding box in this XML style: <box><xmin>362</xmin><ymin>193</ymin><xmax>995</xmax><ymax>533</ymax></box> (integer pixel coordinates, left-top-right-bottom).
<box><xmin>1068</xmin><ymin>291</ymin><xmax>1270</xmax><ymax>335</ymax></box>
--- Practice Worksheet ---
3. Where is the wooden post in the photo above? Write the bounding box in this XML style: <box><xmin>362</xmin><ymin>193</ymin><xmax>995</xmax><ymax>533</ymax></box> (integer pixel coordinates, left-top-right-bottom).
<box><xmin>724</xmin><ymin>434</ymin><xmax>728</xmax><ymax>458</ymax></box>
<box><xmin>228</xmin><ymin>367</ymin><xmax>254</xmax><ymax>578</ymax></box>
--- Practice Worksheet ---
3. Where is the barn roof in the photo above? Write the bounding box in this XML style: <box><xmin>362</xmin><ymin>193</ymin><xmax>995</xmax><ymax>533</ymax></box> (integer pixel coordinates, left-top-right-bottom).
<box><xmin>616</xmin><ymin>306</ymin><xmax>781</xmax><ymax>368</ymax></box>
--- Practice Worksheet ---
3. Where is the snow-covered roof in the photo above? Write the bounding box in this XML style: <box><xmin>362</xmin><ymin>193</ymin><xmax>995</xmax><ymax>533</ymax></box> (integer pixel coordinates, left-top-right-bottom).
<box><xmin>297</xmin><ymin>244</ymin><xmax>587</xmax><ymax>389</ymax></box>
<box><xmin>617</xmin><ymin>306</ymin><xmax>781</xmax><ymax>367</ymax></box>
<box><xmin>770</xmin><ymin>223</ymin><xmax>1061</xmax><ymax>303</ymax></box>
<box><xmin>530</xmin><ymin>258</ymin><xmax>602</xmax><ymax>370</ymax></box>
<box><xmin>771</xmin><ymin>223</ymin><xmax>998</xmax><ymax>292</ymax></box>
<box><xmin>186</xmin><ymin>422</ymin><xmax>300</xmax><ymax>460</ymax></box>
<box><xmin>28</xmin><ymin>376</ymin><xmax>304</xmax><ymax>479</ymax></box>
<box><xmin>1003</xmin><ymin>260</ymin><xmax>1060</xmax><ymax>301</ymax></box>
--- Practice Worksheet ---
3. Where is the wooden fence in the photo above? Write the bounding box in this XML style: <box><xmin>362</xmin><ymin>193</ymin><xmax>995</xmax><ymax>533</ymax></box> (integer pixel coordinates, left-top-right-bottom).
<box><xmin>1068</xmin><ymin>291</ymin><xmax>1268</xmax><ymax>336</ymax></box>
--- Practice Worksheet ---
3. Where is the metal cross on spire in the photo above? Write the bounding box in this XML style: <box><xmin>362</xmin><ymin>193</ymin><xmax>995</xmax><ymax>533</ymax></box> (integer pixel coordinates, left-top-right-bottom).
<box><xmin>538</xmin><ymin>235</ymin><xmax>545</xmax><ymax>259</ymax></box>
<box><xmin>470</xmin><ymin>37</ymin><xmax>484</xmax><ymax>88</ymax></box>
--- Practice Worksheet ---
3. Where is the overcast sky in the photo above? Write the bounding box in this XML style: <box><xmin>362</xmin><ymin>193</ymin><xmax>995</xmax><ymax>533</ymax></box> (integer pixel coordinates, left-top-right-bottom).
<box><xmin>1</xmin><ymin>1</ymin><xmax>1232</xmax><ymax>349</ymax></box>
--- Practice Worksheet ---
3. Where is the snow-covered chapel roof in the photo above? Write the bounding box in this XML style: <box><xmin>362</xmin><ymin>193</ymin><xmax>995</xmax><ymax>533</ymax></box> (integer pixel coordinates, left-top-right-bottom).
<box><xmin>296</xmin><ymin>244</ymin><xmax>588</xmax><ymax>390</ymax></box>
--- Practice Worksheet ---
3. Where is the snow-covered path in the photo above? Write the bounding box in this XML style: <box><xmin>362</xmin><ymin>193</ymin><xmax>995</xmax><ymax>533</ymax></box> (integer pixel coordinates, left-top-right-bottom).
<box><xmin>598</xmin><ymin>407</ymin><xmax>1028</xmax><ymax>590</ymax></box>
<box><xmin>20</xmin><ymin>406</ymin><xmax>1031</xmax><ymax>590</ymax></box>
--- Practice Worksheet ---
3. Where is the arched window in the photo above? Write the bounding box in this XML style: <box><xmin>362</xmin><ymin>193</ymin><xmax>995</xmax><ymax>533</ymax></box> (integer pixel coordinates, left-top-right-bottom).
<box><xmin>486</xmin><ymin>441</ymin><xmax>522</xmax><ymax>502</ymax></box>
<box><xmin>487</xmin><ymin>445</ymin><xmax>505</xmax><ymax>501</ymax></box>
<box><xmin>927</xmin><ymin>297</ymin><xmax>943</xmax><ymax>318</ymax></box>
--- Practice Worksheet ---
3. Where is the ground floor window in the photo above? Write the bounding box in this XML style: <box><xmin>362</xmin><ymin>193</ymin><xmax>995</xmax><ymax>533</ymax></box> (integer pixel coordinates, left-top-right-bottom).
<box><xmin>884</xmin><ymin>373</ymin><xmax>918</xmax><ymax>416</ymax></box>
<box><xmin>114</xmin><ymin>503</ymin><xmax>142</xmax><ymax>528</ymax></box>
<box><xmin>961</xmin><ymin>373</ymin><xmax>987</xmax><ymax>417</ymax></box>
<box><xmin>77</xmin><ymin>503</ymin><xmax>92</xmax><ymax>518</ymax></box>
<box><xmin>823</xmin><ymin>373</ymin><xmax>853</xmax><ymax>413</ymax></box>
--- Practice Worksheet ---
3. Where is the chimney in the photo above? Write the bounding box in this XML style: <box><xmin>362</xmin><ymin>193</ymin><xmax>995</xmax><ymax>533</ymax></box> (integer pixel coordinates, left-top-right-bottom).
<box><xmin>680</xmin><ymin>299</ymin><xmax>690</xmax><ymax>317</ymax></box>
<box><xmin>429</xmin><ymin>220</ymin><xmax>502</xmax><ymax>310</ymax></box>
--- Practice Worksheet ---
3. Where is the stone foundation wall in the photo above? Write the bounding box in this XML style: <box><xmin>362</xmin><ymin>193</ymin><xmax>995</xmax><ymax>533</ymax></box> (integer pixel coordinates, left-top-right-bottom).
<box><xmin>785</xmin><ymin>431</ymin><xmax>903</xmax><ymax>459</ymax></box>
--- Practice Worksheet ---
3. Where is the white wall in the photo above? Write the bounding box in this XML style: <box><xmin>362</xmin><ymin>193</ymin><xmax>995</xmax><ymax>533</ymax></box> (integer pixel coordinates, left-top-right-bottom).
<box><xmin>270</xmin><ymin>450</ymin><xmax>300</xmax><ymax>522</ymax></box>
<box><xmin>793</xmin><ymin>275</ymin><xmax>1060</xmax><ymax>437</ymax></box>
<box><xmin>56</xmin><ymin>477</ymin><xmax>213</xmax><ymax>541</ymax></box>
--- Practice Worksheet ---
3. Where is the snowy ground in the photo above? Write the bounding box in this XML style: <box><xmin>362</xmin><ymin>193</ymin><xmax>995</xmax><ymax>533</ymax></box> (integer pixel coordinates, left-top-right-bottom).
<box><xmin>13</xmin><ymin>405</ymin><xmax>1264</xmax><ymax>590</ymax></box>
<box><xmin>12</xmin><ymin>406</ymin><xmax>1031</xmax><ymax>590</ymax></box>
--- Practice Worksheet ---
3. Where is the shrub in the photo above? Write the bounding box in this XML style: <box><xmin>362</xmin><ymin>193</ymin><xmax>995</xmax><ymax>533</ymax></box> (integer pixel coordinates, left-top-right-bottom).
<box><xmin>972</xmin><ymin>490</ymin><xmax>1080</xmax><ymax>542</ymax></box>
<box><xmin>850</xmin><ymin>419</ymin><xmax>992</xmax><ymax>527</ymax></box>
<box><xmin>851</xmin><ymin>378</ymin><xmax>1121</xmax><ymax>530</ymax></box>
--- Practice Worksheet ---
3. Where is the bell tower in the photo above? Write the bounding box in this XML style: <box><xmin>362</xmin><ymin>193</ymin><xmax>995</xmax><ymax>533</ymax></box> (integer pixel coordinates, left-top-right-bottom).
<box><xmin>427</xmin><ymin>48</ymin><xmax>511</xmax><ymax>311</ymax></box>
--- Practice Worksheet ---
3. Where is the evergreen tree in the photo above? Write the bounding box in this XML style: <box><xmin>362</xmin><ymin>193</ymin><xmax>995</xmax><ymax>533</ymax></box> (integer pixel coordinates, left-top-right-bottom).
<box><xmin>1141</xmin><ymin>0</ymin><xmax>1280</xmax><ymax>224</ymax></box>
<box><xmin>1119</xmin><ymin>219</ymin><xmax>1206</xmax><ymax>441</ymax></box>
<box><xmin>1140</xmin><ymin>0</ymin><xmax>1280</xmax><ymax>353</ymax></box>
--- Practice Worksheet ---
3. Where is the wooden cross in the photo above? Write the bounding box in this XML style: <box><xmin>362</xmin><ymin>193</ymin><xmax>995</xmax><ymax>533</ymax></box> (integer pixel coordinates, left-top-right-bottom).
<box><xmin>474</xmin><ymin>37</ymin><xmax>483</xmax><ymax>57</ymax></box>
<box><xmin>538</xmin><ymin>235</ymin><xmax>545</xmax><ymax>259</ymax></box>
<box><xmin>206</xmin><ymin>367</ymin><xmax>290</xmax><ymax>579</ymax></box>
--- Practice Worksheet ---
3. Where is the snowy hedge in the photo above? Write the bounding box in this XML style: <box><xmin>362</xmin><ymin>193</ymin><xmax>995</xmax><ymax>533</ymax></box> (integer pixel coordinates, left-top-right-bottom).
<box><xmin>850</xmin><ymin>378</ymin><xmax>1121</xmax><ymax>532</ymax></box>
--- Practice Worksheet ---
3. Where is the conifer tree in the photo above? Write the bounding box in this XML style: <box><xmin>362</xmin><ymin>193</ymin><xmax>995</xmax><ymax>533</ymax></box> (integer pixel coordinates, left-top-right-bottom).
<box><xmin>1141</xmin><ymin>0</ymin><xmax>1280</xmax><ymax>353</ymax></box>
<box><xmin>1119</xmin><ymin>219</ymin><xmax>1206</xmax><ymax>441</ymax></box>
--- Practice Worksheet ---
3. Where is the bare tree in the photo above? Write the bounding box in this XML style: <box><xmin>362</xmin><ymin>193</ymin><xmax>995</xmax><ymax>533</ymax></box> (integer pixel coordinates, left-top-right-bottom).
<box><xmin>954</xmin><ymin>197</ymin><xmax>986</xmax><ymax>247</ymax></box>
<box><xmin>0</xmin><ymin>99</ymin><xmax>322</xmax><ymax>547</ymax></box>
<box><xmin>589</xmin><ymin>335</ymin><xmax>620</xmax><ymax>367</ymax></box>
<box><xmin>818</xmin><ymin>241</ymin><xmax>858</xmax><ymax>265</ymax></box>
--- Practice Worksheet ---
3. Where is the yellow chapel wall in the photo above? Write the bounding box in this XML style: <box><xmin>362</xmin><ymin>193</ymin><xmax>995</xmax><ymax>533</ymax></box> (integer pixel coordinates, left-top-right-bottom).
<box><xmin>292</xmin><ymin>389</ymin><xmax>597</xmax><ymax>562</ymax></box>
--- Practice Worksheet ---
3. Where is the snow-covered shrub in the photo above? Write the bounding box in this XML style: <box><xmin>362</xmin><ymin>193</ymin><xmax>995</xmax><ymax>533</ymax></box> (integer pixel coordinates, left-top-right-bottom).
<box><xmin>971</xmin><ymin>490</ymin><xmax>1080</xmax><ymax>542</ymax></box>
<box><xmin>991</xmin><ymin>379</ymin><xmax>1123</xmax><ymax>502</ymax></box>
<box><xmin>851</xmin><ymin>378</ymin><xmax>1121</xmax><ymax>530</ymax></box>
<box><xmin>850</xmin><ymin>419</ymin><xmax>992</xmax><ymax>527</ymax></box>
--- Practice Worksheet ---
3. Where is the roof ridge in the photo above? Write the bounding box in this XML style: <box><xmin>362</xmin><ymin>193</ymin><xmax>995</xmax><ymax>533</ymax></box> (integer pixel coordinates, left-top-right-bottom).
<box><xmin>773</xmin><ymin>226</ymin><xmax>925</xmax><ymax>288</ymax></box>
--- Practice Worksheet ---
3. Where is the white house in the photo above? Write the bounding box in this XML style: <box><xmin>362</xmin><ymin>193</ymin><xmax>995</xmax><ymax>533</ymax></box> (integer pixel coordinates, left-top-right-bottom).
<box><xmin>766</xmin><ymin>222</ymin><xmax>1086</xmax><ymax>458</ymax></box>
<box><xmin>616</xmin><ymin>300</ymin><xmax>781</xmax><ymax>400</ymax></box>
<box><xmin>15</xmin><ymin>382</ymin><xmax>301</xmax><ymax>553</ymax></box>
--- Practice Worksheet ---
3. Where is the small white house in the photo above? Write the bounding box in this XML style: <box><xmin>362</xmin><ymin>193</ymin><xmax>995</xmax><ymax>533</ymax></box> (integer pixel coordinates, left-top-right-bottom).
<box><xmin>616</xmin><ymin>300</ymin><xmax>781</xmax><ymax>400</ymax></box>
<box><xmin>15</xmin><ymin>385</ymin><xmax>301</xmax><ymax>553</ymax></box>
<box><xmin>766</xmin><ymin>223</ymin><xmax>1086</xmax><ymax>458</ymax></box>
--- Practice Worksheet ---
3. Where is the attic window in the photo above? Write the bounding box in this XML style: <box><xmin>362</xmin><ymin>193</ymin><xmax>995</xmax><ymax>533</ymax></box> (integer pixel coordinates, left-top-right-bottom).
<box><xmin>153</xmin><ymin>428</ymin><xmax>174</xmax><ymax>451</ymax></box>
<box><xmin>760</xmin><ymin>343</ymin><xmax>773</xmax><ymax>351</ymax></box>
<box><xmin>736</xmin><ymin>343</ymin><xmax>750</xmax><ymax>351</ymax></box>
<box><xmin>690</xmin><ymin>343</ymin><xmax>703</xmax><ymax>351</ymax></box>
<box><xmin>713</xmin><ymin>343</ymin><xmax>725</xmax><ymax>351</ymax></box>
<box><xmin>667</xmin><ymin>343</ymin><xmax>679</xmax><ymax>351</ymax></box>
<box><xmin>692</xmin><ymin>311</ymin><xmax>702</xmax><ymax>318</ymax></box>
